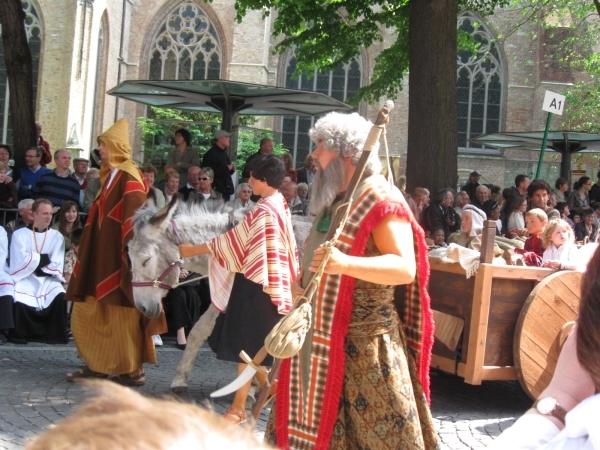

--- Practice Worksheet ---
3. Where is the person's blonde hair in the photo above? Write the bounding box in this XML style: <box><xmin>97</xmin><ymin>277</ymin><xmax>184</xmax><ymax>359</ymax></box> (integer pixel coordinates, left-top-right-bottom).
<box><xmin>541</xmin><ymin>219</ymin><xmax>574</xmax><ymax>248</ymax></box>
<box><xmin>25</xmin><ymin>381</ymin><xmax>275</xmax><ymax>450</ymax></box>
<box><xmin>524</xmin><ymin>208</ymin><xmax>548</xmax><ymax>223</ymax></box>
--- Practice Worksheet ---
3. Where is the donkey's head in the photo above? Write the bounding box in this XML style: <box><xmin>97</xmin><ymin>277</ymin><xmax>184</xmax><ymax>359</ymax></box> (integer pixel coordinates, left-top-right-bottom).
<box><xmin>129</xmin><ymin>195</ymin><xmax>181</xmax><ymax>318</ymax></box>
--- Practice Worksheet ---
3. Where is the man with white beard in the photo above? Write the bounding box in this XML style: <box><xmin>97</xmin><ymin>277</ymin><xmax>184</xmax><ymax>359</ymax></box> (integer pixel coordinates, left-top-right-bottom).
<box><xmin>266</xmin><ymin>112</ymin><xmax>437</xmax><ymax>449</ymax></box>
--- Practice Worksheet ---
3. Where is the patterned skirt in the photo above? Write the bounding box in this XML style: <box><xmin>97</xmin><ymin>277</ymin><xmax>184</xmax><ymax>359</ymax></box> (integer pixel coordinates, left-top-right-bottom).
<box><xmin>266</xmin><ymin>294</ymin><xmax>437</xmax><ymax>449</ymax></box>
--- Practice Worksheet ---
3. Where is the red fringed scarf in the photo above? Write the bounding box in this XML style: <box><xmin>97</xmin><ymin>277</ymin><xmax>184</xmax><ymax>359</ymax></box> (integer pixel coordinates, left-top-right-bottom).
<box><xmin>275</xmin><ymin>175</ymin><xmax>434</xmax><ymax>449</ymax></box>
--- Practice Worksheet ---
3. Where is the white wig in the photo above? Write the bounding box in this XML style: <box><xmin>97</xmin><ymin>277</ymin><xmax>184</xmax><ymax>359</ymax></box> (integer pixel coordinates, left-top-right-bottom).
<box><xmin>309</xmin><ymin>112</ymin><xmax>381</xmax><ymax>176</ymax></box>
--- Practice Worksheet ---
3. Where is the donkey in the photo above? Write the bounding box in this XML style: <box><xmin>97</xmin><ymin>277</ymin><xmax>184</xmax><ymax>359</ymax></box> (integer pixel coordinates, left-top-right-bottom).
<box><xmin>129</xmin><ymin>195</ymin><xmax>313</xmax><ymax>393</ymax></box>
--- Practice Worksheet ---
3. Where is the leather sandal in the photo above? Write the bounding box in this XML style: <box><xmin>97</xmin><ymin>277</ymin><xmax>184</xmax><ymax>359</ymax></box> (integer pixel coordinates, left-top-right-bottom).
<box><xmin>223</xmin><ymin>407</ymin><xmax>247</xmax><ymax>425</ymax></box>
<box><xmin>66</xmin><ymin>366</ymin><xmax>108</xmax><ymax>382</ymax></box>
<box><xmin>110</xmin><ymin>372</ymin><xmax>146</xmax><ymax>387</ymax></box>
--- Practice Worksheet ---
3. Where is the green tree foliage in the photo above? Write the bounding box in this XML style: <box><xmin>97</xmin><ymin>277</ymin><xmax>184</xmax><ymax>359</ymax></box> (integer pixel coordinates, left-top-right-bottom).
<box><xmin>507</xmin><ymin>1</ymin><xmax>600</xmax><ymax>133</ymax></box>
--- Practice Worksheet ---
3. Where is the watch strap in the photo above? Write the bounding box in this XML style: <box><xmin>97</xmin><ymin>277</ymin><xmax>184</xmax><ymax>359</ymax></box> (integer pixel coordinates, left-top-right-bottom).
<box><xmin>533</xmin><ymin>397</ymin><xmax>567</xmax><ymax>424</ymax></box>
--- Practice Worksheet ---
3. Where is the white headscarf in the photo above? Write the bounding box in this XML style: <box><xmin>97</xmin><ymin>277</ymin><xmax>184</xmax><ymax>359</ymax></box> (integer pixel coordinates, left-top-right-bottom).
<box><xmin>463</xmin><ymin>204</ymin><xmax>487</xmax><ymax>237</ymax></box>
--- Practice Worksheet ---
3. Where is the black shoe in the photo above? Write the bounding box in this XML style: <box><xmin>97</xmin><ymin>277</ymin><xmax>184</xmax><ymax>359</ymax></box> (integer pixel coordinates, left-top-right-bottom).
<box><xmin>176</xmin><ymin>343</ymin><xmax>186</xmax><ymax>351</ymax></box>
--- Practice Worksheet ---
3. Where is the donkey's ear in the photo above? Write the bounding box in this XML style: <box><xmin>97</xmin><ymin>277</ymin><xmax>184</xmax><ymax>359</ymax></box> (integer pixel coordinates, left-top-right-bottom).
<box><xmin>148</xmin><ymin>193</ymin><xmax>179</xmax><ymax>230</ymax></box>
<box><xmin>145</xmin><ymin>188</ymin><xmax>157</xmax><ymax>208</ymax></box>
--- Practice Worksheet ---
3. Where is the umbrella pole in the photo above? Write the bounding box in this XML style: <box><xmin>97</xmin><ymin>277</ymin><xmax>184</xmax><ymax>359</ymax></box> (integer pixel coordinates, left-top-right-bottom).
<box><xmin>536</xmin><ymin>113</ymin><xmax>553</xmax><ymax>179</ymax></box>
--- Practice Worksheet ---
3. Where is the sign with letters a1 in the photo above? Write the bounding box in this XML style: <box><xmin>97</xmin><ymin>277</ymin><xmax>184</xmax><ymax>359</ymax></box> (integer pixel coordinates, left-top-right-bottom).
<box><xmin>542</xmin><ymin>90</ymin><xmax>566</xmax><ymax>115</ymax></box>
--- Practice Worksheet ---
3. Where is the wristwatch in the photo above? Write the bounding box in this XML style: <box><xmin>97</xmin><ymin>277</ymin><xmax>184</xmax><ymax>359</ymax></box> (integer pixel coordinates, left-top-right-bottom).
<box><xmin>533</xmin><ymin>397</ymin><xmax>566</xmax><ymax>424</ymax></box>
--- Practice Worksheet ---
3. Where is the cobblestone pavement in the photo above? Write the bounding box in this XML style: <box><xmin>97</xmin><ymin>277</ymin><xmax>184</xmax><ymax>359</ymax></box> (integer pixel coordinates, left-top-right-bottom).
<box><xmin>0</xmin><ymin>338</ymin><xmax>532</xmax><ymax>449</ymax></box>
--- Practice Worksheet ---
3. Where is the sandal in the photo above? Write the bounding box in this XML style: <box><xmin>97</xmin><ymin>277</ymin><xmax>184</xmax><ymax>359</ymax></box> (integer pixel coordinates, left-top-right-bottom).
<box><xmin>223</xmin><ymin>407</ymin><xmax>247</xmax><ymax>425</ymax></box>
<box><xmin>110</xmin><ymin>372</ymin><xmax>146</xmax><ymax>387</ymax></box>
<box><xmin>66</xmin><ymin>366</ymin><xmax>108</xmax><ymax>382</ymax></box>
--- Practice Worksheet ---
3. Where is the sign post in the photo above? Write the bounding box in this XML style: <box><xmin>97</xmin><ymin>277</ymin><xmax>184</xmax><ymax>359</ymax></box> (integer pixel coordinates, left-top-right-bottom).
<box><xmin>536</xmin><ymin>90</ymin><xmax>566</xmax><ymax>179</ymax></box>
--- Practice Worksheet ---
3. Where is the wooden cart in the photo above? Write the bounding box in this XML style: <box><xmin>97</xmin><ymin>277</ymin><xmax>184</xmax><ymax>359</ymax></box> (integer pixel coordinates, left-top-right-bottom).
<box><xmin>428</xmin><ymin>221</ymin><xmax>581</xmax><ymax>399</ymax></box>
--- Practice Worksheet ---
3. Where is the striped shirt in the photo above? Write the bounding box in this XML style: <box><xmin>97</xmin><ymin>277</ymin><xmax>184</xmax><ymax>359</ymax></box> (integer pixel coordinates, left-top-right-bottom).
<box><xmin>32</xmin><ymin>171</ymin><xmax>80</xmax><ymax>208</ymax></box>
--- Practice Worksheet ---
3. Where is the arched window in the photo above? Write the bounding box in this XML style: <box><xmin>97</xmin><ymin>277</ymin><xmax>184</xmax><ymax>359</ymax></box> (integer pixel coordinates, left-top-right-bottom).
<box><xmin>0</xmin><ymin>0</ymin><xmax>42</xmax><ymax>144</ymax></box>
<box><xmin>282</xmin><ymin>56</ymin><xmax>361</xmax><ymax>166</ymax></box>
<box><xmin>457</xmin><ymin>12</ymin><xmax>503</xmax><ymax>152</ymax></box>
<box><xmin>148</xmin><ymin>2</ymin><xmax>221</xmax><ymax>80</ymax></box>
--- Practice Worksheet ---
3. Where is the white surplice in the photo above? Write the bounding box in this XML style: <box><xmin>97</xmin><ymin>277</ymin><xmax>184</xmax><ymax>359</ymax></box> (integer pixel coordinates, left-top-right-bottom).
<box><xmin>0</xmin><ymin>227</ymin><xmax>14</xmax><ymax>298</ymax></box>
<box><xmin>9</xmin><ymin>227</ymin><xmax>65</xmax><ymax>310</ymax></box>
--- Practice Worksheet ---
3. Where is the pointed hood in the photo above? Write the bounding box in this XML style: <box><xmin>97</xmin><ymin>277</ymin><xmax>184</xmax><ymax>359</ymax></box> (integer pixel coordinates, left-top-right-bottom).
<box><xmin>96</xmin><ymin>119</ymin><xmax>145</xmax><ymax>195</ymax></box>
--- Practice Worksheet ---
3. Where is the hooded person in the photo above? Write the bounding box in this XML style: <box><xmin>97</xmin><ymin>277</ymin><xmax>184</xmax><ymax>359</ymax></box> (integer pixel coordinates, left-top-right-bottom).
<box><xmin>66</xmin><ymin>119</ymin><xmax>166</xmax><ymax>386</ymax></box>
<box><xmin>448</xmin><ymin>204</ymin><xmax>502</xmax><ymax>255</ymax></box>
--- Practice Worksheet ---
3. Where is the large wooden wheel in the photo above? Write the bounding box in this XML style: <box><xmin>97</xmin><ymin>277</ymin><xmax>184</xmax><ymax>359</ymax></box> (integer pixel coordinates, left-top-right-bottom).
<box><xmin>514</xmin><ymin>271</ymin><xmax>582</xmax><ymax>400</ymax></box>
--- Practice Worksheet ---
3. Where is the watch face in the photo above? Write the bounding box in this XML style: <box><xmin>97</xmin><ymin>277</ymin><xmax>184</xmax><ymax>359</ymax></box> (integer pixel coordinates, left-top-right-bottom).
<box><xmin>537</xmin><ymin>397</ymin><xmax>557</xmax><ymax>414</ymax></box>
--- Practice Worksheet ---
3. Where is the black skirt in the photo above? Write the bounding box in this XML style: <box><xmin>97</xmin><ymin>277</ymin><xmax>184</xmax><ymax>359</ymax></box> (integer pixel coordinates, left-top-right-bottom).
<box><xmin>209</xmin><ymin>273</ymin><xmax>281</xmax><ymax>366</ymax></box>
<box><xmin>11</xmin><ymin>293</ymin><xmax>68</xmax><ymax>344</ymax></box>
<box><xmin>0</xmin><ymin>295</ymin><xmax>14</xmax><ymax>330</ymax></box>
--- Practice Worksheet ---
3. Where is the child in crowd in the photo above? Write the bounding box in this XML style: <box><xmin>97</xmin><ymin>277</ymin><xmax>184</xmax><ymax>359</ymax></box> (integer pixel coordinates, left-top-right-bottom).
<box><xmin>431</xmin><ymin>228</ymin><xmax>447</xmax><ymax>248</ymax></box>
<box><xmin>542</xmin><ymin>219</ymin><xmax>579</xmax><ymax>270</ymax></box>
<box><xmin>63</xmin><ymin>228</ymin><xmax>83</xmax><ymax>286</ymax></box>
<box><xmin>515</xmin><ymin>208</ymin><xmax>548</xmax><ymax>266</ymax></box>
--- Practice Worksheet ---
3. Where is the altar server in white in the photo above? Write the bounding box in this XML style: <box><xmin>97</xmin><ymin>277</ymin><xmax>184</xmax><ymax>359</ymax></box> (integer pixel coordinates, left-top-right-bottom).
<box><xmin>0</xmin><ymin>226</ymin><xmax>14</xmax><ymax>344</ymax></box>
<box><xmin>10</xmin><ymin>199</ymin><xmax>68</xmax><ymax>344</ymax></box>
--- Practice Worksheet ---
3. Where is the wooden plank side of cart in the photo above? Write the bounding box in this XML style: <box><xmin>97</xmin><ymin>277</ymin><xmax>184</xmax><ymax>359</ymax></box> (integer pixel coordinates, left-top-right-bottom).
<box><xmin>428</xmin><ymin>221</ymin><xmax>554</xmax><ymax>385</ymax></box>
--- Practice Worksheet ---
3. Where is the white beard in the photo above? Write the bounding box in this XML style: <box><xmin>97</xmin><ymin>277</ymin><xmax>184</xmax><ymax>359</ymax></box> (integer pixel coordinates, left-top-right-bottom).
<box><xmin>309</xmin><ymin>155</ymin><xmax>346</xmax><ymax>216</ymax></box>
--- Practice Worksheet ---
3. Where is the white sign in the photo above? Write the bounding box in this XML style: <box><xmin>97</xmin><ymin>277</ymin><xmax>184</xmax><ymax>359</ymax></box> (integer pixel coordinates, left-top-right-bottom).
<box><xmin>542</xmin><ymin>90</ymin><xmax>566</xmax><ymax>115</ymax></box>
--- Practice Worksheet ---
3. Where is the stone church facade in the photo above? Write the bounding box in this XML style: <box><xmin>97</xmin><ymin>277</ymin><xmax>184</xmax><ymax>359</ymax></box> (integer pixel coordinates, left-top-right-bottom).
<box><xmin>0</xmin><ymin>0</ymin><xmax>590</xmax><ymax>188</ymax></box>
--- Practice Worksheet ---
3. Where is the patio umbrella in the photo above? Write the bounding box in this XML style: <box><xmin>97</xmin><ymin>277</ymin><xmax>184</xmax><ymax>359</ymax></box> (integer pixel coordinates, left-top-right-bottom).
<box><xmin>470</xmin><ymin>131</ymin><xmax>600</xmax><ymax>185</ymax></box>
<box><xmin>107</xmin><ymin>79</ymin><xmax>353</xmax><ymax>131</ymax></box>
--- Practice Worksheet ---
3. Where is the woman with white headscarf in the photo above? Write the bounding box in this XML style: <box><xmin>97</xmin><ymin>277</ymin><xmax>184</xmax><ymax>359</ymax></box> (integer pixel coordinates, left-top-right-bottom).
<box><xmin>448</xmin><ymin>204</ymin><xmax>502</xmax><ymax>255</ymax></box>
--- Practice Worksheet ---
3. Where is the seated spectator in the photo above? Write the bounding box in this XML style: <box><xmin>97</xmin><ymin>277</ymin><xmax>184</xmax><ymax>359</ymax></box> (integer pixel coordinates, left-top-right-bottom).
<box><xmin>188</xmin><ymin>167</ymin><xmax>223</xmax><ymax>207</ymax></box>
<box><xmin>0</xmin><ymin>144</ymin><xmax>17</xmax><ymax>182</ymax></box>
<box><xmin>574</xmin><ymin>208</ymin><xmax>599</xmax><ymax>244</ymax></box>
<box><xmin>72</xmin><ymin>158</ymin><xmax>89</xmax><ymax>205</ymax></box>
<box><xmin>593</xmin><ymin>202</ymin><xmax>600</xmax><ymax>226</ymax></box>
<box><xmin>228</xmin><ymin>182</ymin><xmax>255</xmax><ymax>211</ymax></box>
<box><xmin>81</xmin><ymin>168</ymin><xmax>101</xmax><ymax>213</ymax></box>
<box><xmin>454</xmin><ymin>190</ymin><xmax>470</xmax><ymax>216</ymax></box>
<box><xmin>460</xmin><ymin>170</ymin><xmax>481</xmax><ymax>203</ymax></box>
<box><xmin>556</xmin><ymin>202</ymin><xmax>574</xmax><ymax>229</ymax></box>
<box><xmin>297</xmin><ymin>182</ymin><xmax>309</xmax><ymax>202</ymax></box>
<box><xmin>178</xmin><ymin>165</ymin><xmax>200</xmax><ymax>202</ymax></box>
<box><xmin>491</xmin><ymin>247</ymin><xmax>600</xmax><ymax>449</ymax></box>
<box><xmin>161</xmin><ymin>171</ymin><xmax>180</xmax><ymax>203</ymax></box>
<box><xmin>51</xmin><ymin>201</ymin><xmax>81</xmax><ymax>251</ymax></box>
<box><xmin>0</xmin><ymin>226</ymin><xmax>14</xmax><ymax>344</ymax></box>
<box><xmin>32</xmin><ymin>150</ymin><xmax>80</xmax><ymax>210</ymax></box>
<box><xmin>482</xmin><ymin>199</ymin><xmax>502</xmax><ymax>236</ymax></box>
<box><xmin>18</xmin><ymin>147</ymin><xmax>51</xmax><ymax>199</ymax></box>
<box><xmin>281</xmin><ymin>152</ymin><xmax>298</xmax><ymax>183</ymax></box>
<box><xmin>567</xmin><ymin>176</ymin><xmax>591</xmax><ymax>211</ymax></box>
<box><xmin>5</xmin><ymin>198</ymin><xmax>34</xmax><ymax>243</ymax></box>
<box><xmin>448</xmin><ymin>204</ymin><xmax>501</xmax><ymax>256</ymax></box>
<box><xmin>589</xmin><ymin>170</ymin><xmax>600</xmax><ymax>203</ymax></box>
<box><xmin>9</xmin><ymin>199</ymin><xmax>68</xmax><ymax>344</ymax></box>
<box><xmin>515</xmin><ymin>208</ymin><xmax>548</xmax><ymax>267</ymax></box>
<box><xmin>396</xmin><ymin>175</ymin><xmax>407</xmax><ymax>197</ymax></box>
<box><xmin>63</xmin><ymin>227</ymin><xmax>83</xmax><ymax>286</ymax></box>
<box><xmin>408</xmin><ymin>187</ymin><xmax>430</xmax><ymax>220</ymax></box>
<box><xmin>542</xmin><ymin>219</ymin><xmax>579</xmax><ymax>270</ymax></box>
<box><xmin>167</xmin><ymin>128</ymin><xmax>199</xmax><ymax>188</ymax></box>
<box><xmin>162</xmin><ymin>269</ymin><xmax>208</xmax><ymax>350</ymax></box>
<box><xmin>141</xmin><ymin>163</ymin><xmax>166</xmax><ymax>208</ymax></box>
<box><xmin>472</xmin><ymin>184</ymin><xmax>490</xmax><ymax>210</ymax></box>
<box><xmin>553</xmin><ymin>176</ymin><xmax>569</xmax><ymax>203</ymax></box>
<box><xmin>503</xmin><ymin>174</ymin><xmax>530</xmax><ymax>205</ymax></box>
<box><xmin>0</xmin><ymin>162</ymin><xmax>18</xmax><ymax>209</ymax></box>
<box><xmin>430</xmin><ymin>228</ymin><xmax>447</xmax><ymax>248</ymax></box>
<box><xmin>281</xmin><ymin>181</ymin><xmax>308</xmax><ymax>216</ymax></box>
<box><xmin>422</xmin><ymin>188</ymin><xmax>459</xmax><ymax>239</ymax></box>
<box><xmin>155</xmin><ymin>165</ymin><xmax>176</xmax><ymax>192</ymax></box>
<box><xmin>505</xmin><ymin>196</ymin><xmax>528</xmax><ymax>237</ymax></box>
<box><xmin>528</xmin><ymin>179</ymin><xmax>560</xmax><ymax>220</ymax></box>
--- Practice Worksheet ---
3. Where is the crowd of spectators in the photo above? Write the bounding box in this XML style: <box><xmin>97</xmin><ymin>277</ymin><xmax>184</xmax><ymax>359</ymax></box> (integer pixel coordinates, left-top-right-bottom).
<box><xmin>404</xmin><ymin>169</ymin><xmax>600</xmax><ymax>269</ymax></box>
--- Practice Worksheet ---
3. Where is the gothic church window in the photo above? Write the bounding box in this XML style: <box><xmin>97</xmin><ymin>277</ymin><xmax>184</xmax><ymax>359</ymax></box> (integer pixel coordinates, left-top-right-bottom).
<box><xmin>149</xmin><ymin>2</ymin><xmax>221</xmax><ymax>80</ymax></box>
<box><xmin>457</xmin><ymin>12</ymin><xmax>504</xmax><ymax>152</ymax></box>
<box><xmin>0</xmin><ymin>1</ymin><xmax>42</xmax><ymax>145</ymax></box>
<box><xmin>282</xmin><ymin>57</ymin><xmax>361</xmax><ymax>166</ymax></box>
